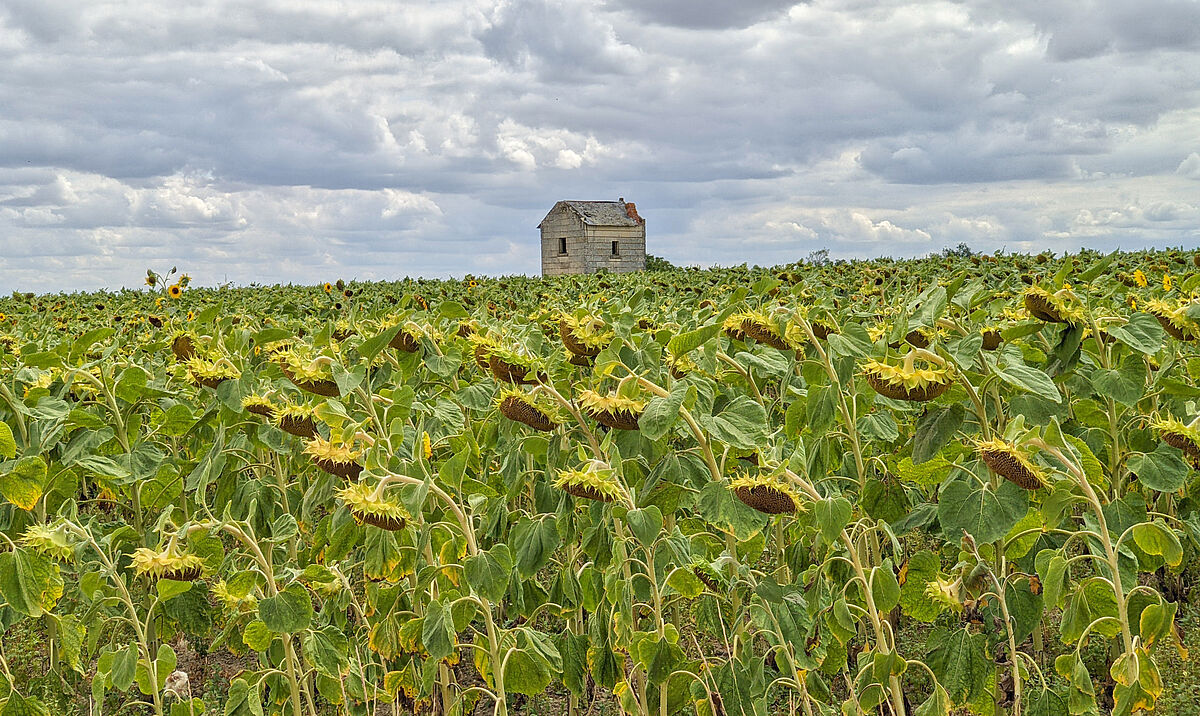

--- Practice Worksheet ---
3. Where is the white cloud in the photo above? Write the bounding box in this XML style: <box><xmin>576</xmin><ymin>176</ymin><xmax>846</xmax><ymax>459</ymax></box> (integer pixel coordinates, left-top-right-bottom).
<box><xmin>1178</xmin><ymin>153</ymin><xmax>1200</xmax><ymax>179</ymax></box>
<box><xmin>0</xmin><ymin>0</ymin><xmax>1198</xmax><ymax>292</ymax></box>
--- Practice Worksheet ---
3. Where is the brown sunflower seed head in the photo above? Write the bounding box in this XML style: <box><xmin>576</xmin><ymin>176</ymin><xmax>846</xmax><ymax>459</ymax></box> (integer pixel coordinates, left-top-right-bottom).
<box><xmin>979</xmin><ymin>441</ymin><xmax>1044</xmax><ymax>490</ymax></box>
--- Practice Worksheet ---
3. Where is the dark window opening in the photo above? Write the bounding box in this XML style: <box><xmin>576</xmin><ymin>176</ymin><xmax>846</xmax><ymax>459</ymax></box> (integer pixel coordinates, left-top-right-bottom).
<box><xmin>558</xmin><ymin>237</ymin><xmax>567</xmax><ymax>255</ymax></box>
<box><xmin>611</xmin><ymin>241</ymin><xmax>619</xmax><ymax>256</ymax></box>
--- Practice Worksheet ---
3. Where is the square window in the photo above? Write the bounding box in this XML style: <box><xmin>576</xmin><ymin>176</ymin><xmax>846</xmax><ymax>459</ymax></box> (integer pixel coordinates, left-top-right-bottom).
<box><xmin>558</xmin><ymin>237</ymin><xmax>567</xmax><ymax>254</ymax></box>
<box><xmin>611</xmin><ymin>241</ymin><xmax>619</xmax><ymax>256</ymax></box>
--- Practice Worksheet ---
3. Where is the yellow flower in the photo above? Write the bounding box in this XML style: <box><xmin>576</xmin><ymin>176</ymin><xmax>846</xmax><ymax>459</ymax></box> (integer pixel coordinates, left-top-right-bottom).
<box><xmin>1134</xmin><ymin>269</ymin><xmax>1148</xmax><ymax>287</ymax></box>
<box><xmin>145</xmin><ymin>275</ymin><xmax>156</xmax><ymax>287</ymax></box>
<box><xmin>323</xmin><ymin>283</ymin><xmax>333</xmax><ymax>294</ymax></box>
<box><xmin>422</xmin><ymin>431</ymin><xmax>432</xmax><ymax>460</ymax></box>
<box><xmin>186</xmin><ymin>311</ymin><xmax>194</xmax><ymax>321</ymax></box>
<box><xmin>1164</xmin><ymin>273</ymin><xmax>1174</xmax><ymax>292</ymax></box>
<box><xmin>178</xmin><ymin>273</ymin><xmax>191</xmax><ymax>288</ymax></box>
<box><xmin>167</xmin><ymin>284</ymin><xmax>183</xmax><ymax>299</ymax></box>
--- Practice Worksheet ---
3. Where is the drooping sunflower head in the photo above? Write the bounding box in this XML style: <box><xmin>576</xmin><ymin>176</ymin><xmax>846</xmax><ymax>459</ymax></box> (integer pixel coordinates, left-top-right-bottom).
<box><xmin>304</xmin><ymin>436</ymin><xmax>362</xmax><ymax>464</ymax></box>
<box><xmin>980</xmin><ymin>326</ymin><xmax>1003</xmax><ymax>351</ymax></box>
<box><xmin>861</xmin><ymin>354</ymin><xmax>952</xmax><ymax>402</ymax></box>
<box><xmin>976</xmin><ymin>438</ymin><xmax>1045</xmax><ymax>490</ymax></box>
<box><xmin>21</xmin><ymin>521</ymin><xmax>77</xmax><ymax>562</ymax></box>
<box><xmin>728</xmin><ymin>473</ymin><xmax>803</xmax><ymax>515</ymax></box>
<box><xmin>665</xmin><ymin>350</ymin><xmax>699</xmax><ymax>379</ymax></box>
<box><xmin>241</xmin><ymin>393</ymin><xmax>277</xmax><ymax>418</ymax></box>
<box><xmin>554</xmin><ymin>464</ymin><xmax>624</xmax><ymax>503</ymax></box>
<box><xmin>1023</xmin><ymin>286</ymin><xmax>1084</xmax><ymax>325</ymax></box>
<box><xmin>131</xmin><ymin>545</ymin><xmax>205</xmax><ymax>581</ymax></box>
<box><xmin>185</xmin><ymin>356</ymin><xmax>240</xmax><ymax>388</ymax></box>
<box><xmin>579</xmin><ymin>388</ymin><xmax>648</xmax><ymax>430</ymax></box>
<box><xmin>722</xmin><ymin>313</ymin><xmax>750</xmax><ymax>342</ymax></box>
<box><xmin>559</xmin><ymin>313</ymin><xmax>613</xmax><ymax>356</ymax></box>
<box><xmin>497</xmin><ymin>388</ymin><xmax>560</xmax><ymax>431</ymax></box>
<box><xmin>304</xmin><ymin>437</ymin><xmax>364</xmax><ymax>479</ymax></box>
<box><xmin>1151</xmin><ymin>416</ymin><xmax>1200</xmax><ymax>462</ymax></box>
<box><xmin>690</xmin><ymin>561</ymin><xmax>727</xmax><ymax>592</ymax></box>
<box><xmin>212</xmin><ymin>579</ymin><xmax>258</xmax><ymax>612</ymax></box>
<box><xmin>486</xmin><ymin>343</ymin><xmax>546</xmax><ymax>384</ymax></box>
<box><xmin>336</xmin><ymin>482</ymin><xmax>410</xmax><ymax>531</ymax></box>
<box><xmin>275</xmin><ymin>345</ymin><xmax>334</xmax><ymax>382</ymax></box>
<box><xmin>924</xmin><ymin>575</ymin><xmax>963</xmax><ymax>613</ymax></box>
<box><xmin>731</xmin><ymin>310</ymin><xmax>793</xmax><ymax>351</ymax></box>
<box><xmin>1145</xmin><ymin>299</ymin><xmax>1198</xmax><ymax>341</ymax></box>
<box><xmin>170</xmin><ymin>331</ymin><xmax>197</xmax><ymax>361</ymax></box>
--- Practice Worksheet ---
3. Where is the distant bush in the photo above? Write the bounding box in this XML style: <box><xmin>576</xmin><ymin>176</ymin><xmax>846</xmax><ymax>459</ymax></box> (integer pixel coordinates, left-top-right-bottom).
<box><xmin>645</xmin><ymin>254</ymin><xmax>675</xmax><ymax>270</ymax></box>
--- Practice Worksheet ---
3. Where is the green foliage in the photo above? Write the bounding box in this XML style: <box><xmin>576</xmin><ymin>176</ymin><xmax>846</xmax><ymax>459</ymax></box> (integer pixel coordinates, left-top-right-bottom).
<box><xmin>0</xmin><ymin>248</ymin><xmax>1197</xmax><ymax>716</ymax></box>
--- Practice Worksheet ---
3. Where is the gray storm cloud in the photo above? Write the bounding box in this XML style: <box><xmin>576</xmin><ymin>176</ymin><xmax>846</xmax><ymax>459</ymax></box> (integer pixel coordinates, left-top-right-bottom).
<box><xmin>0</xmin><ymin>0</ymin><xmax>1198</xmax><ymax>292</ymax></box>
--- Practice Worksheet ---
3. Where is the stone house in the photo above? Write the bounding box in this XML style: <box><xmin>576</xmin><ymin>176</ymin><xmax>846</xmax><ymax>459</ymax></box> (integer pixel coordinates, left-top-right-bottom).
<box><xmin>538</xmin><ymin>199</ymin><xmax>646</xmax><ymax>276</ymax></box>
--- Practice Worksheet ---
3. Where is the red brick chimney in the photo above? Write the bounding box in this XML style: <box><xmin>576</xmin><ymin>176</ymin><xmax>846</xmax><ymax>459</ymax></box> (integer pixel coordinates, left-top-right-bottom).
<box><xmin>624</xmin><ymin>200</ymin><xmax>643</xmax><ymax>225</ymax></box>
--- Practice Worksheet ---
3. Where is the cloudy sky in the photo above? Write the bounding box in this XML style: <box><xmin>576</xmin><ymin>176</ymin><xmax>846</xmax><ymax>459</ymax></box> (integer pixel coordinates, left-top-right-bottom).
<box><xmin>1</xmin><ymin>0</ymin><xmax>1199</xmax><ymax>293</ymax></box>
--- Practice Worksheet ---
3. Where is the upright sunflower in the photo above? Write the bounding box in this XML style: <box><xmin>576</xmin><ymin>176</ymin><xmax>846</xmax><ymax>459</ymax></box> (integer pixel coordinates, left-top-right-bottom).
<box><xmin>167</xmin><ymin>284</ymin><xmax>183</xmax><ymax>300</ymax></box>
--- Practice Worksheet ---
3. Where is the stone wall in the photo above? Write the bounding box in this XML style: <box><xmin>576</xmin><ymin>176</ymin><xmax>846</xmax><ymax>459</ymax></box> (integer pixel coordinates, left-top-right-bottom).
<box><xmin>540</xmin><ymin>206</ymin><xmax>646</xmax><ymax>276</ymax></box>
<box><xmin>540</xmin><ymin>207</ymin><xmax>588</xmax><ymax>276</ymax></box>
<box><xmin>583</xmin><ymin>225</ymin><xmax>645</xmax><ymax>274</ymax></box>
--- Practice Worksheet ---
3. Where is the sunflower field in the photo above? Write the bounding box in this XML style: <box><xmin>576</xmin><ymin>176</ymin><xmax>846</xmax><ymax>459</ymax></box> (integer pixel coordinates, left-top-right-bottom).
<box><xmin>2</xmin><ymin>251</ymin><xmax>1200</xmax><ymax>716</ymax></box>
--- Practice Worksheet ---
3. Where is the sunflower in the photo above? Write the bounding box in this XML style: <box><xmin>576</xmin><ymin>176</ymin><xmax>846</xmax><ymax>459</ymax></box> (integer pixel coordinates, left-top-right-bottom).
<box><xmin>469</xmin><ymin>280</ymin><xmax>478</xmax><ymax>288</ymax></box>
<box><xmin>553</xmin><ymin>465</ymin><xmax>623</xmax><ymax>502</ymax></box>
<box><xmin>728</xmin><ymin>473</ymin><xmax>803</xmax><ymax>515</ymax></box>
<box><xmin>170</xmin><ymin>332</ymin><xmax>197</xmax><ymax>361</ymax></box>
<box><xmin>336</xmin><ymin>482</ymin><xmax>409</xmax><ymax>531</ymax></box>
<box><xmin>274</xmin><ymin>402</ymin><xmax>319</xmax><ymax>438</ymax></box>
<box><xmin>21</xmin><ymin>522</ymin><xmax>77</xmax><ymax>562</ymax></box>
<box><xmin>720</xmin><ymin>313</ymin><xmax>756</xmax><ymax>343</ymax></box>
<box><xmin>1133</xmin><ymin>269</ymin><xmax>1148</xmax><ymax>287</ymax></box>
<box><xmin>579</xmin><ymin>389</ymin><xmax>647</xmax><ymax>430</ymax></box>
<box><xmin>980</xmin><ymin>327</ymin><xmax>1003</xmax><ymax>351</ymax></box>
<box><xmin>212</xmin><ymin>580</ymin><xmax>258</xmax><ymax>612</ymax></box>
<box><xmin>862</xmin><ymin>353</ymin><xmax>952</xmax><ymax>402</ymax></box>
<box><xmin>185</xmin><ymin>357</ymin><xmax>240</xmax><ymax>389</ymax></box>
<box><xmin>1152</xmin><ymin>417</ymin><xmax>1200</xmax><ymax>463</ymax></box>
<box><xmin>559</xmin><ymin>314</ymin><xmax>612</xmax><ymax>357</ymax></box>
<box><xmin>1023</xmin><ymin>287</ymin><xmax>1083</xmax><ymax>325</ymax></box>
<box><xmin>276</xmin><ymin>346</ymin><xmax>340</xmax><ymax>396</ymax></box>
<box><xmin>497</xmin><ymin>388</ymin><xmax>560</xmax><ymax>431</ymax></box>
<box><xmin>323</xmin><ymin>283</ymin><xmax>333</xmax><ymax>294</ymax></box>
<box><xmin>487</xmin><ymin>344</ymin><xmax>546</xmax><ymax>385</ymax></box>
<box><xmin>242</xmin><ymin>394</ymin><xmax>277</xmax><ymax>419</ymax></box>
<box><xmin>167</xmin><ymin>284</ymin><xmax>183</xmax><ymax>299</ymax></box>
<box><xmin>304</xmin><ymin>437</ymin><xmax>364</xmax><ymax>480</ymax></box>
<box><xmin>976</xmin><ymin>439</ymin><xmax>1045</xmax><ymax>490</ymax></box>
<box><xmin>730</xmin><ymin>310</ymin><xmax>791</xmax><ymax>351</ymax></box>
<box><xmin>131</xmin><ymin>545</ymin><xmax>205</xmax><ymax>581</ymax></box>
<box><xmin>690</xmin><ymin>561</ymin><xmax>726</xmax><ymax>592</ymax></box>
<box><xmin>1145</xmin><ymin>299</ymin><xmax>1197</xmax><ymax>341</ymax></box>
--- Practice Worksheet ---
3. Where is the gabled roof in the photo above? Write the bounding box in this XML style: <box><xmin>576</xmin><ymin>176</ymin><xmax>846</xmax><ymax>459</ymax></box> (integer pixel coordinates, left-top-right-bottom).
<box><xmin>538</xmin><ymin>200</ymin><xmax>641</xmax><ymax>228</ymax></box>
